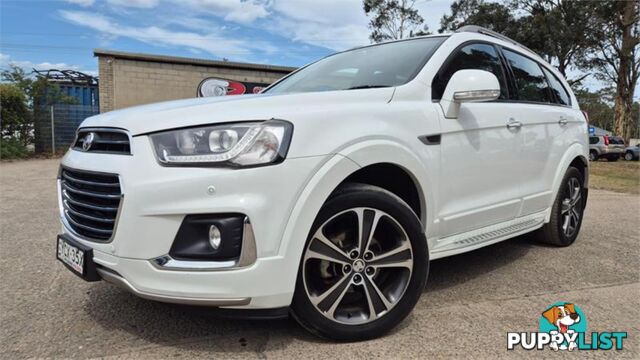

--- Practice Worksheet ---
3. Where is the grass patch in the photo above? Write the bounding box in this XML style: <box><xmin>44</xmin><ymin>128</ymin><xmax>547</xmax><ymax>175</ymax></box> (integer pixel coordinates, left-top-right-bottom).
<box><xmin>589</xmin><ymin>160</ymin><xmax>640</xmax><ymax>194</ymax></box>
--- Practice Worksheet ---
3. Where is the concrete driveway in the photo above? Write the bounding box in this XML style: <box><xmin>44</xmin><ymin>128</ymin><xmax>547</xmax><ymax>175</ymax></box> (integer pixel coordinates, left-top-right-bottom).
<box><xmin>1</xmin><ymin>159</ymin><xmax>638</xmax><ymax>359</ymax></box>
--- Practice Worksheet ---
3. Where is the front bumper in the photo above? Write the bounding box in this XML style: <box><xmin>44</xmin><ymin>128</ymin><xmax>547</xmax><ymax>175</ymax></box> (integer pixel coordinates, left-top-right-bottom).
<box><xmin>59</xmin><ymin>135</ymin><xmax>330</xmax><ymax>308</ymax></box>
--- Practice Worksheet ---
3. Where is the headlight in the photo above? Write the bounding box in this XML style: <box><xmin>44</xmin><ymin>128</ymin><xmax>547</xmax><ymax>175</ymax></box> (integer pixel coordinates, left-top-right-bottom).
<box><xmin>149</xmin><ymin>120</ymin><xmax>293</xmax><ymax>167</ymax></box>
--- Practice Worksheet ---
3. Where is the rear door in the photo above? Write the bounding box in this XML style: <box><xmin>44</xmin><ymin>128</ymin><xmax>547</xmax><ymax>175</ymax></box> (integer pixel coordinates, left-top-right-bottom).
<box><xmin>499</xmin><ymin>48</ymin><xmax>571</xmax><ymax>216</ymax></box>
<box><xmin>608</xmin><ymin>136</ymin><xmax>626</xmax><ymax>156</ymax></box>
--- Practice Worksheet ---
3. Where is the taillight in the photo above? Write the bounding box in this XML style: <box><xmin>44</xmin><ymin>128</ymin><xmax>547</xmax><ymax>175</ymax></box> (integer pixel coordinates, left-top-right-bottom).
<box><xmin>604</xmin><ymin>135</ymin><xmax>609</xmax><ymax>146</ymax></box>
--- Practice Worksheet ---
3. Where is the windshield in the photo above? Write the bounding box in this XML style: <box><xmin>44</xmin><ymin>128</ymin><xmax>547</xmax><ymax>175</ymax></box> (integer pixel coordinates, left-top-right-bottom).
<box><xmin>265</xmin><ymin>37</ymin><xmax>446</xmax><ymax>94</ymax></box>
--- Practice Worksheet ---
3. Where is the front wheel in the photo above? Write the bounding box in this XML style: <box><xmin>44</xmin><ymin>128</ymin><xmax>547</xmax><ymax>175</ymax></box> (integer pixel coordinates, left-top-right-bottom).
<box><xmin>534</xmin><ymin>167</ymin><xmax>585</xmax><ymax>246</ymax></box>
<box><xmin>589</xmin><ymin>151</ymin><xmax>598</xmax><ymax>161</ymax></box>
<box><xmin>625</xmin><ymin>152</ymin><xmax>634</xmax><ymax>161</ymax></box>
<box><xmin>290</xmin><ymin>183</ymin><xmax>428</xmax><ymax>341</ymax></box>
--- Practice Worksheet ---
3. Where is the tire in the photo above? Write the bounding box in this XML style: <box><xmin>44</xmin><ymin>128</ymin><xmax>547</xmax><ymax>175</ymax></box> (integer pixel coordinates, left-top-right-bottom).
<box><xmin>534</xmin><ymin>167</ymin><xmax>585</xmax><ymax>246</ymax></box>
<box><xmin>589</xmin><ymin>151</ymin><xmax>598</xmax><ymax>161</ymax></box>
<box><xmin>625</xmin><ymin>152</ymin><xmax>634</xmax><ymax>161</ymax></box>
<box><xmin>290</xmin><ymin>183</ymin><xmax>428</xmax><ymax>341</ymax></box>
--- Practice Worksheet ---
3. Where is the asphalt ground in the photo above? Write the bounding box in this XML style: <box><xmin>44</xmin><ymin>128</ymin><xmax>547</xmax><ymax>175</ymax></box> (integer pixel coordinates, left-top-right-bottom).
<box><xmin>1</xmin><ymin>159</ymin><xmax>638</xmax><ymax>359</ymax></box>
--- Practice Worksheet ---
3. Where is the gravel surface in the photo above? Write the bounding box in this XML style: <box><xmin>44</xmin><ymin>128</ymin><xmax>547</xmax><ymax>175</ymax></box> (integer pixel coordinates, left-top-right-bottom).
<box><xmin>1</xmin><ymin>159</ymin><xmax>638</xmax><ymax>359</ymax></box>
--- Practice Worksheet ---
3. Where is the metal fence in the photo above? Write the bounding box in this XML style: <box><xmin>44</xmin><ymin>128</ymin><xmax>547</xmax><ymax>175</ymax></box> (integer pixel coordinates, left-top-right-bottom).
<box><xmin>34</xmin><ymin>104</ymin><xmax>100</xmax><ymax>154</ymax></box>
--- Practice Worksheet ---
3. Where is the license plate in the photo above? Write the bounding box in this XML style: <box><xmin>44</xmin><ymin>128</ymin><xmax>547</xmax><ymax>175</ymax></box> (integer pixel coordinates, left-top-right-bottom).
<box><xmin>56</xmin><ymin>236</ymin><xmax>100</xmax><ymax>281</ymax></box>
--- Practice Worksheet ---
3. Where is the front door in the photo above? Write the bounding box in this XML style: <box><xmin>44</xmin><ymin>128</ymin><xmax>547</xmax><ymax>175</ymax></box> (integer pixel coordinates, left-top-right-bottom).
<box><xmin>437</xmin><ymin>103</ymin><xmax>523</xmax><ymax>236</ymax></box>
<box><xmin>430</xmin><ymin>43</ymin><xmax>523</xmax><ymax>237</ymax></box>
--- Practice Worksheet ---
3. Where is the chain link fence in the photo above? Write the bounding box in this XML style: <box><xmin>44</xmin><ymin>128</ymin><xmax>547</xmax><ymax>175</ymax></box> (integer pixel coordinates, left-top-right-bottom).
<box><xmin>34</xmin><ymin>104</ymin><xmax>100</xmax><ymax>154</ymax></box>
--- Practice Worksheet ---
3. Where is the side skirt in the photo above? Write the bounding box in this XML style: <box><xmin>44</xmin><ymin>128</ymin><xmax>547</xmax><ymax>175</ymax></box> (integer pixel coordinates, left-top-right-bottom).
<box><xmin>430</xmin><ymin>210</ymin><xmax>548</xmax><ymax>260</ymax></box>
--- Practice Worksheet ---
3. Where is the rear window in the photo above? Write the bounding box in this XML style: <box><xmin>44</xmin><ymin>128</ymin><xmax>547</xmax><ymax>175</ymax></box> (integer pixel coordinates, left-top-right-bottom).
<box><xmin>609</xmin><ymin>136</ymin><xmax>625</xmax><ymax>145</ymax></box>
<box><xmin>502</xmin><ymin>49</ymin><xmax>551</xmax><ymax>103</ymax></box>
<box><xmin>541</xmin><ymin>67</ymin><xmax>571</xmax><ymax>106</ymax></box>
<box><xmin>589</xmin><ymin>137</ymin><xmax>599</xmax><ymax>145</ymax></box>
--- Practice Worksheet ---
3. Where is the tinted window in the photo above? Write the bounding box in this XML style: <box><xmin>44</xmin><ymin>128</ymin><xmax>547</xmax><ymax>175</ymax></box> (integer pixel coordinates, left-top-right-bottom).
<box><xmin>432</xmin><ymin>43</ymin><xmax>508</xmax><ymax>100</ymax></box>
<box><xmin>502</xmin><ymin>49</ymin><xmax>551</xmax><ymax>103</ymax></box>
<box><xmin>265</xmin><ymin>37</ymin><xmax>446</xmax><ymax>94</ymax></box>
<box><xmin>542</xmin><ymin>67</ymin><xmax>571</xmax><ymax>105</ymax></box>
<box><xmin>589</xmin><ymin>137</ymin><xmax>599</xmax><ymax>145</ymax></box>
<box><xmin>609</xmin><ymin>136</ymin><xmax>625</xmax><ymax>145</ymax></box>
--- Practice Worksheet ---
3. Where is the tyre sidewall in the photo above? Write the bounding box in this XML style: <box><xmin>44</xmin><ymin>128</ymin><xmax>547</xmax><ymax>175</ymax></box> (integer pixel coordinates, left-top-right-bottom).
<box><xmin>553</xmin><ymin>167</ymin><xmax>585</xmax><ymax>246</ymax></box>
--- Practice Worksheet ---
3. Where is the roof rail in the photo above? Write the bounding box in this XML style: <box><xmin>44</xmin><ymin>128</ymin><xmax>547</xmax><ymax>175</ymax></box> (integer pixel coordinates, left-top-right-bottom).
<box><xmin>455</xmin><ymin>25</ymin><xmax>537</xmax><ymax>55</ymax></box>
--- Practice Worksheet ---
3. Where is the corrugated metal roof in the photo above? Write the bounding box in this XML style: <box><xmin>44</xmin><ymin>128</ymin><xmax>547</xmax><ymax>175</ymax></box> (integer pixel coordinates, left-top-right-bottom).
<box><xmin>93</xmin><ymin>49</ymin><xmax>297</xmax><ymax>73</ymax></box>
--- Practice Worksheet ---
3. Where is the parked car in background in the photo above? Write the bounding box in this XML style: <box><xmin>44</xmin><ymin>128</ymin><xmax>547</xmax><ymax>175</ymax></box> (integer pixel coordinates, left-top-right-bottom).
<box><xmin>589</xmin><ymin>135</ymin><xmax>625</xmax><ymax>161</ymax></box>
<box><xmin>55</xmin><ymin>26</ymin><xmax>590</xmax><ymax>341</ymax></box>
<box><xmin>624</xmin><ymin>144</ymin><xmax>640</xmax><ymax>161</ymax></box>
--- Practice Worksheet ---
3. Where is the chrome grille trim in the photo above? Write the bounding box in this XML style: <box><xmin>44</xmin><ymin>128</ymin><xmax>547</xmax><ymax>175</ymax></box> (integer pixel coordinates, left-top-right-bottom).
<box><xmin>58</xmin><ymin>167</ymin><xmax>123</xmax><ymax>243</ymax></box>
<box><xmin>72</xmin><ymin>128</ymin><xmax>132</xmax><ymax>155</ymax></box>
<box><xmin>62</xmin><ymin>182</ymin><xmax>122</xmax><ymax>199</ymax></box>
<box><xmin>61</xmin><ymin>171</ymin><xmax>119</xmax><ymax>187</ymax></box>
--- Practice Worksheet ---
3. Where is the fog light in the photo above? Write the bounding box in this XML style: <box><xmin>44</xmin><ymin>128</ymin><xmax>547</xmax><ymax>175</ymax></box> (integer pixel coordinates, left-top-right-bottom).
<box><xmin>209</xmin><ymin>225</ymin><xmax>222</xmax><ymax>250</ymax></box>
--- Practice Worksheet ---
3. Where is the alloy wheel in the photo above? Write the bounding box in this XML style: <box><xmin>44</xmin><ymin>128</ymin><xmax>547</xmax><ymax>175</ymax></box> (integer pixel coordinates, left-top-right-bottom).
<box><xmin>560</xmin><ymin>177</ymin><xmax>582</xmax><ymax>238</ymax></box>
<box><xmin>302</xmin><ymin>207</ymin><xmax>413</xmax><ymax>325</ymax></box>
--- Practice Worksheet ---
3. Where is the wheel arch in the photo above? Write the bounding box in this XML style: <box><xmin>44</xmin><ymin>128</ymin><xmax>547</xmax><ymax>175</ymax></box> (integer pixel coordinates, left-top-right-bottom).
<box><xmin>547</xmin><ymin>144</ymin><xmax>589</xmax><ymax>222</ymax></box>
<box><xmin>333</xmin><ymin>163</ymin><xmax>424</xmax><ymax>224</ymax></box>
<box><xmin>276</xmin><ymin>141</ymin><xmax>433</xmax><ymax>304</ymax></box>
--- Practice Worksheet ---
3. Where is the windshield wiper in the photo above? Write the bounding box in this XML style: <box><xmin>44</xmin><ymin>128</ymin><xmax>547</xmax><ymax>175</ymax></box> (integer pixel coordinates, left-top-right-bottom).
<box><xmin>346</xmin><ymin>85</ymin><xmax>392</xmax><ymax>90</ymax></box>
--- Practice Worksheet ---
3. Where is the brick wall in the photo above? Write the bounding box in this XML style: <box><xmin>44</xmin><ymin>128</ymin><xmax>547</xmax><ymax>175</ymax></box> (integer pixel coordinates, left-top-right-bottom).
<box><xmin>98</xmin><ymin>56</ymin><xmax>115</xmax><ymax>112</ymax></box>
<box><xmin>97</xmin><ymin>52</ymin><xmax>293</xmax><ymax>112</ymax></box>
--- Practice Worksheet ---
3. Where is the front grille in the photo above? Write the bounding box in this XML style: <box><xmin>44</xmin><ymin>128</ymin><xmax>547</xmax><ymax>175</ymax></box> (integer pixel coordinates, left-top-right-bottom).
<box><xmin>73</xmin><ymin>129</ymin><xmax>131</xmax><ymax>155</ymax></box>
<box><xmin>60</xmin><ymin>168</ymin><xmax>122</xmax><ymax>241</ymax></box>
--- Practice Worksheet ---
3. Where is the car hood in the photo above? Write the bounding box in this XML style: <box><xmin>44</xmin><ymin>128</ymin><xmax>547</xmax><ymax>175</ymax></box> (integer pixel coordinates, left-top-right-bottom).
<box><xmin>80</xmin><ymin>88</ymin><xmax>395</xmax><ymax>135</ymax></box>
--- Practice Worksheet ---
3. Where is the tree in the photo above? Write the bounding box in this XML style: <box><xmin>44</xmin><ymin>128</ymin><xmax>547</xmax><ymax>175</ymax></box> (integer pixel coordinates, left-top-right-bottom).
<box><xmin>512</xmin><ymin>0</ymin><xmax>597</xmax><ymax>80</ymax></box>
<box><xmin>440</xmin><ymin>0</ymin><xmax>596</xmax><ymax>82</ymax></box>
<box><xmin>1</xmin><ymin>64</ymin><xmax>77</xmax><ymax>107</ymax></box>
<box><xmin>574</xmin><ymin>87</ymin><xmax>616</xmax><ymax>131</ymax></box>
<box><xmin>439</xmin><ymin>0</ymin><xmax>517</xmax><ymax>36</ymax></box>
<box><xmin>0</xmin><ymin>83</ymin><xmax>31</xmax><ymax>146</ymax></box>
<box><xmin>583</xmin><ymin>1</ymin><xmax>640</xmax><ymax>142</ymax></box>
<box><xmin>1</xmin><ymin>65</ymin><xmax>78</xmax><ymax>156</ymax></box>
<box><xmin>364</xmin><ymin>0</ymin><xmax>428</xmax><ymax>43</ymax></box>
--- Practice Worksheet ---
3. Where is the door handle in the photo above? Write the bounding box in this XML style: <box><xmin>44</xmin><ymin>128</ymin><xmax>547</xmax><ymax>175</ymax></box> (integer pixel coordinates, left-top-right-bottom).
<box><xmin>558</xmin><ymin>117</ymin><xmax>568</xmax><ymax>126</ymax></box>
<box><xmin>506</xmin><ymin>118</ymin><xmax>522</xmax><ymax>129</ymax></box>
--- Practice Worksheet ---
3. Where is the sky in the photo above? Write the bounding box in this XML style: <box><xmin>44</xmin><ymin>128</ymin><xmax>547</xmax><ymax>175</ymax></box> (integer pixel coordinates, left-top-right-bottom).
<box><xmin>0</xmin><ymin>0</ymin><xmax>452</xmax><ymax>75</ymax></box>
<box><xmin>0</xmin><ymin>0</ymin><xmax>635</xmax><ymax>99</ymax></box>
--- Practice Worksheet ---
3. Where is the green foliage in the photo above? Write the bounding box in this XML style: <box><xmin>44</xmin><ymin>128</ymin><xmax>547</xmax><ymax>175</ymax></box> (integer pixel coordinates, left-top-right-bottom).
<box><xmin>364</xmin><ymin>0</ymin><xmax>429</xmax><ymax>43</ymax></box>
<box><xmin>0</xmin><ymin>65</ymin><xmax>80</xmax><ymax>157</ymax></box>
<box><xmin>1</xmin><ymin>65</ymin><xmax>78</xmax><ymax>107</ymax></box>
<box><xmin>439</xmin><ymin>0</ymin><xmax>517</xmax><ymax>36</ymax></box>
<box><xmin>0</xmin><ymin>83</ymin><xmax>32</xmax><ymax>146</ymax></box>
<box><xmin>438</xmin><ymin>0</ymin><xmax>639</xmax><ymax>141</ymax></box>
<box><xmin>511</xmin><ymin>0</ymin><xmax>598</xmax><ymax>78</ymax></box>
<box><xmin>439</xmin><ymin>0</ymin><xmax>596</xmax><ymax>80</ymax></box>
<box><xmin>0</xmin><ymin>138</ymin><xmax>29</xmax><ymax>160</ymax></box>
<box><xmin>574</xmin><ymin>87</ymin><xmax>616</xmax><ymax>131</ymax></box>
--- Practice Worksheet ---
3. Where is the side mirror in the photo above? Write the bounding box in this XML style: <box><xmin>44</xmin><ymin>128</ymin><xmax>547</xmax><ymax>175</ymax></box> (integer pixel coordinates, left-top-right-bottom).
<box><xmin>440</xmin><ymin>69</ymin><xmax>501</xmax><ymax>118</ymax></box>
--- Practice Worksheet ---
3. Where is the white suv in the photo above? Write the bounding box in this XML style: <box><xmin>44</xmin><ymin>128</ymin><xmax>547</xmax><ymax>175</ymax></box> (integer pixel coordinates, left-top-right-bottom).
<box><xmin>56</xmin><ymin>26</ymin><xmax>589</xmax><ymax>340</ymax></box>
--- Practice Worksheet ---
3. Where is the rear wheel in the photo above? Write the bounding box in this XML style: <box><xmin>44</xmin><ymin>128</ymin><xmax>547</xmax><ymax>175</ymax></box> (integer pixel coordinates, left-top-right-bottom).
<box><xmin>534</xmin><ymin>167</ymin><xmax>585</xmax><ymax>246</ymax></box>
<box><xmin>290</xmin><ymin>183</ymin><xmax>428</xmax><ymax>341</ymax></box>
